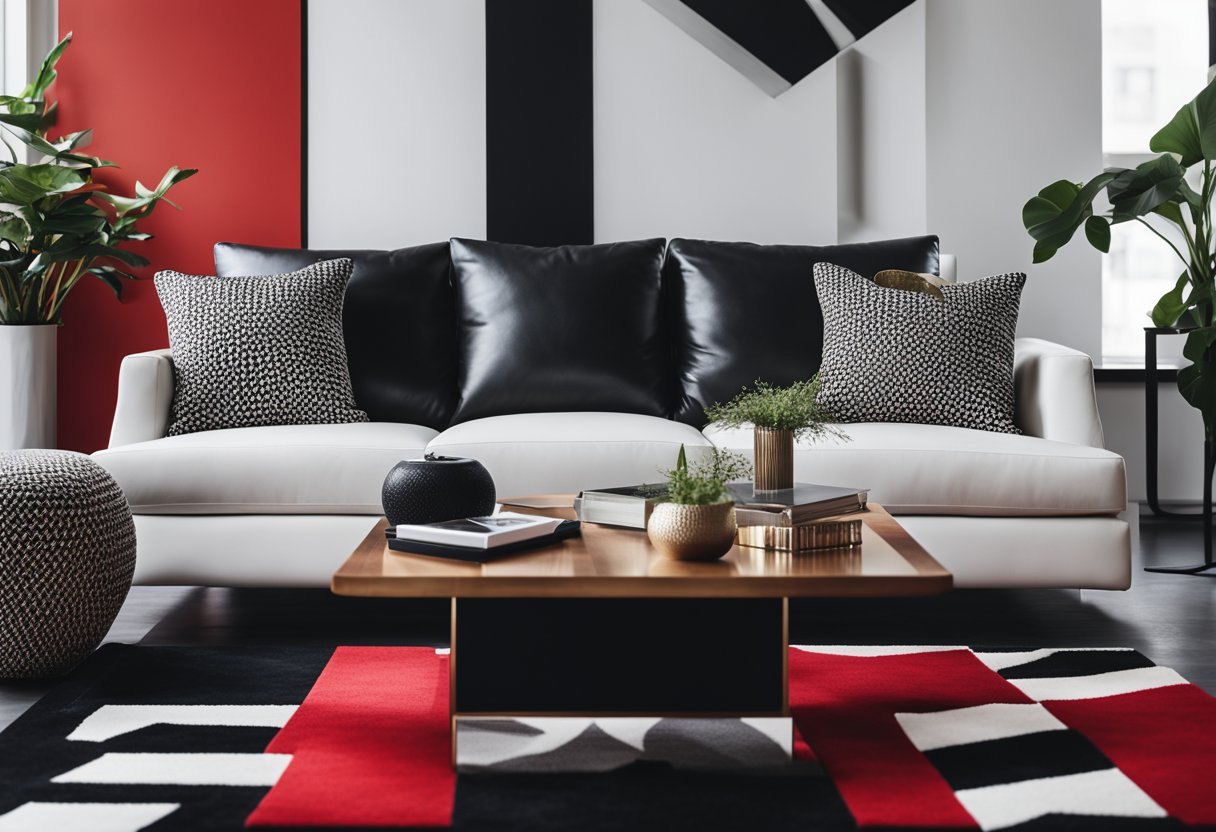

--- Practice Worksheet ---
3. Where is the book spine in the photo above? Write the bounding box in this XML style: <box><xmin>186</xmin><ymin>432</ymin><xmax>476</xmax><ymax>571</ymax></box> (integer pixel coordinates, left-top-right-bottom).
<box><xmin>735</xmin><ymin>519</ymin><xmax>863</xmax><ymax>551</ymax></box>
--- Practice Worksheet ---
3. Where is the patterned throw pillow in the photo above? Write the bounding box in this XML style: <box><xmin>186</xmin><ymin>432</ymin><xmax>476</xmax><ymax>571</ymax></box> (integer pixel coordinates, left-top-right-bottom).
<box><xmin>155</xmin><ymin>259</ymin><xmax>368</xmax><ymax>436</ymax></box>
<box><xmin>813</xmin><ymin>262</ymin><xmax>1026</xmax><ymax>433</ymax></box>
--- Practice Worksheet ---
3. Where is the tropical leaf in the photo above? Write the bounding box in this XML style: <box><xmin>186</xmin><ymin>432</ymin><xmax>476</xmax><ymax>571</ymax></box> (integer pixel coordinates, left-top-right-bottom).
<box><xmin>1150</xmin><ymin>74</ymin><xmax>1216</xmax><ymax>165</ymax></box>
<box><xmin>1151</xmin><ymin>271</ymin><xmax>1191</xmax><ymax>328</ymax></box>
<box><xmin>1022</xmin><ymin>171</ymin><xmax>1119</xmax><ymax>262</ymax></box>
<box><xmin>1106</xmin><ymin>155</ymin><xmax>1187</xmax><ymax>223</ymax></box>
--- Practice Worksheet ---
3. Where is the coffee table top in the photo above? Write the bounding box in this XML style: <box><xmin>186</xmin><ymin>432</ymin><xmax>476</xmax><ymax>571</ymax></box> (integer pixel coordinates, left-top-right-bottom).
<box><xmin>331</xmin><ymin>496</ymin><xmax>952</xmax><ymax>599</ymax></box>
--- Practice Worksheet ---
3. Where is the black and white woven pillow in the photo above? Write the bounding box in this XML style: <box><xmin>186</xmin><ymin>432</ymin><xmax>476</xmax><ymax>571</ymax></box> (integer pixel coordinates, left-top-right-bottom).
<box><xmin>155</xmin><ymin>258</ymin><xmax>368</xmax><ymax>436</ymax></box>
<box><xmin>813</xmin><ymin>262</ymin><xmax>1026</xmax><ymax>433</ymax></box>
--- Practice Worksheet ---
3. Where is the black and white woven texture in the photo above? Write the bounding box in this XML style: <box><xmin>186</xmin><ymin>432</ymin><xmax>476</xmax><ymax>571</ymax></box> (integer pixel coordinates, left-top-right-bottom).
<box><xmin>0</xmin><ymin>450</ymin><xmax>135</xmax><ymax>678</ymax></box>
<box><xmin>813</xmin><ymin>263</ymin><xmax>1026</xmax><ymax>434</ymax></box>
<box><xmin>155</xmin><ymin>258</ymin><xmax>368</xmax><ymax>436</ymax></box>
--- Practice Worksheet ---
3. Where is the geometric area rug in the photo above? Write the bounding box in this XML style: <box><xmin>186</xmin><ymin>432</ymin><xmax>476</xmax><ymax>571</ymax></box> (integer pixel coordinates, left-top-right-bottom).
<box><xmin>0</xmin><ymin>644</ymin><xmax>1214</xmax><ymax>831</ymax></box>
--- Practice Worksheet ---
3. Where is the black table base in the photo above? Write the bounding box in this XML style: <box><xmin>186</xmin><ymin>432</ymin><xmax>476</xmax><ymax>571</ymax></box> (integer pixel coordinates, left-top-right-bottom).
<box><xmin>1143</xmin><ymin>327</ymin><xmax>1216</xmax><ymax>575</ymax></box>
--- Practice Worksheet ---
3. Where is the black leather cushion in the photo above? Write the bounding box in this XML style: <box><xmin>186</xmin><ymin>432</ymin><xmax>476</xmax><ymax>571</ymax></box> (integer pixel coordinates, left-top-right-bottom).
<box><xmin>449</xmin><ymin>237</ymin><xmax>669</xmax><ymax>423</ymax></box>
<box><xmin>665</xmin><ymin>235</ymin><xmax>940</xmax><ymax>425</ymax></box>
<box><xmin>214</xmin><ymin>242</ymin><xmax>458</xmax><ymax>429</ymax></box>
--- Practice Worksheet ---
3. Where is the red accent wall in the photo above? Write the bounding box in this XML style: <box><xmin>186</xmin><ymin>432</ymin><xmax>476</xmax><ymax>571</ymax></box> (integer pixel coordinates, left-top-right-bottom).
<box><xmin>55</xmin><ymin>0</ymin><xmax>302</xmax><ymax>452</ymax></box>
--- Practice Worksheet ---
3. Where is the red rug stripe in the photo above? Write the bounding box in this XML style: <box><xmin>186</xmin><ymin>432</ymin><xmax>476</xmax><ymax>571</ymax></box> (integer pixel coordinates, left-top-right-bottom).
<box><xmin>788</xmin><ymin>648</ymin><xmax>1032</xmax><ymax>829</ymax></box>
<box><xmin>245</xmin><ymin>646</ymin><xmax>453</xmax><ymax>828</ymax></box>
<box><xmin>1046</xmin><ymin>683</ymin><xmax>1216</xmax><ymax>826</ymax></box>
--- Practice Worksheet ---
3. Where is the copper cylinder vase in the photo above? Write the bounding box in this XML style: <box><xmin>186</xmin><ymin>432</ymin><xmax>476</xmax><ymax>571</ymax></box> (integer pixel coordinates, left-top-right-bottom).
<box><xmin>753</xmin><ymin>427</ymin><xmax>794</xmax><ymax>491</ymax></box>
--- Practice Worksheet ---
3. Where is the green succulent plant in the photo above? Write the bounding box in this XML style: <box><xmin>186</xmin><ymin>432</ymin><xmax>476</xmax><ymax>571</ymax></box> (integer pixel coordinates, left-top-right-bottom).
<box><xmin>0</xmin><ymin>32</ymin><xmax>196</xmax><ymax>325</ymax></box>
<box><xmin>705</xmin><ymin>376</ymin><xmax>847</xmax><ymax>442</ymax></box>
<box><xmin>662</xmin><ymin>445</ymin><xmax>752</xmax><ymax>506</ymax></box>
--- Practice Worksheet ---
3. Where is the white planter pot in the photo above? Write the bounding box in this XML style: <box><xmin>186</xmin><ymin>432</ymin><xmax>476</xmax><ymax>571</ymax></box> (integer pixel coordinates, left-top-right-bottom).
<box><xmin>0</xmin><ymin>324</ymin><xmax>56</xmax><ymax>450</ymax></box>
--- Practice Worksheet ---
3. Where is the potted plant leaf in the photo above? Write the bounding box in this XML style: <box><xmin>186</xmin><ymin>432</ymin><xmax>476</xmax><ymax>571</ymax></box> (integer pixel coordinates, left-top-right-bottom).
<box><xmin>1022</xmin><ymin>77</ymin><xmax>1216</xmax><ymax>448</ymax></box>
<box><xmin>706</xmin><ymin>376</ymin><xmax>846</xmax><ymax>491</ymax></box>
<box><xmin>0</xmin><ymin>33</ymin><xmax>196</xmax><ymax>449</ymax></box>
<box><xmin>647</xmin><ymin>445</ymin><xmax>751</xmax><ymax>561</ymax></box>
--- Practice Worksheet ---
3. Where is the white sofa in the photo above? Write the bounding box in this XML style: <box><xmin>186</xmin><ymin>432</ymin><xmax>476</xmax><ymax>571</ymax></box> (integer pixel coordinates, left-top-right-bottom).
<box><xmin>92</xmin><ymin>336</ymin><xmax>1129</xmax><ymax>590</ymax></box>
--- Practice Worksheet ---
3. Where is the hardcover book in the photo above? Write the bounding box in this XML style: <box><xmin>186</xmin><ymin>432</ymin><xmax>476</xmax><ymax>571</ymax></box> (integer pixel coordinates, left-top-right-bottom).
<box><xmin>574</xmin><ymin>483</ymin><xmax>669</xmax><ymax>529</ymax></box>
<box><xmin>736</xmin><ymin>515</ymin><xmax>863</xmax><ymax>552</ymax></box>
<box><xmin>728</xmin><ymin>482</ymin><xmax>868</xmax><ymax>526</ymax></box>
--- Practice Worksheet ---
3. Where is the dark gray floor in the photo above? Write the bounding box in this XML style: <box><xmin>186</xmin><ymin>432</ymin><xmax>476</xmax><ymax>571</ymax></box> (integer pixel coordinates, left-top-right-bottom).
<box><xmin>2</xmin><ymin>505</ymin><xmax>1214</xmax><ymax>732</ymax></box>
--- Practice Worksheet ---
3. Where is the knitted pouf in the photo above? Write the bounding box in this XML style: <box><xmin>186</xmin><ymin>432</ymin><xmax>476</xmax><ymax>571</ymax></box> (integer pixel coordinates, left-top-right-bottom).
<box><xmin>0</xmin><ymin>450</ymin><xmax>136</xmax><ymax>678</ymax></box>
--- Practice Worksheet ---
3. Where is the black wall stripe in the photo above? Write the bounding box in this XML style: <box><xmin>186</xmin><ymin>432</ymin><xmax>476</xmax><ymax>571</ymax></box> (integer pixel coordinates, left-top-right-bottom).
<box><xmin>485</xmin><ymin>0</ymin><xmax>593</xmax><ymax>247</ymax></box>
<box><xmin>300</xmin><ymin>0</ymin><xmax>309</xmax><ymax>248</ymax></box>
<box><xmin>1210</xmin><ymin>0</ymin><xmax>1216</xmax><ymax>70</ymax></box>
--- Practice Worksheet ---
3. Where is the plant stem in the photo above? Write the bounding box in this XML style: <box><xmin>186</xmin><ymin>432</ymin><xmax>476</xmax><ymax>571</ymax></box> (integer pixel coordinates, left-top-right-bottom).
<box><xmin>46</xmin><ymin>257</ymin><xmax>88</xmax><ymax>322</ymax></box>
<box><xmin>1135</xmin><ymin>217</ymin><xmax>1192</xmax><ymax>271</ymax></box>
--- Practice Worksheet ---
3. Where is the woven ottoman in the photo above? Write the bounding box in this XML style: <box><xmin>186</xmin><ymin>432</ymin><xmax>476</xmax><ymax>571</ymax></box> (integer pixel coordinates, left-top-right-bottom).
<box><xmin>0</xmin><ymin>450</ymin><xmax>136</xmax><ymax>678</ymax></box>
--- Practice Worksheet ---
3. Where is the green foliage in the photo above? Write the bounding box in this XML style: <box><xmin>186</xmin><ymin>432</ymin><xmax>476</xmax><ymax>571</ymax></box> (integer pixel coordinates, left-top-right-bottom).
<box><xmin>1022</xmin><ymin>75</ymin><xmax>1216</xmax><ymax>438</ymax></box>
<box><xmin>0</xmin><ymin>33</ymin><xmax>197</xmax><ymax>324</ymax></box>
<box><xmin>705</xmin><ymin>376</ymin><xmax>847</xmax><ymax>442</ymax></box>
<box><xmin>662</xmin><ymin>445</ymin><xmax>752</xmax><ymax>506</ymax></box>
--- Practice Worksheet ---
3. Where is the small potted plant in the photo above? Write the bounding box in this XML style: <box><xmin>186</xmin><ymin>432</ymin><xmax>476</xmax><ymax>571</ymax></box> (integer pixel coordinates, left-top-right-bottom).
<box><xmin>647</xmin><ymin>445</ymin><xmax>751</xmax><ymax>561</ymax></box>
<box><xmin>706</xmin><ymin>376</ymin><xmax>846</xmax><ymax>491</ymax></box>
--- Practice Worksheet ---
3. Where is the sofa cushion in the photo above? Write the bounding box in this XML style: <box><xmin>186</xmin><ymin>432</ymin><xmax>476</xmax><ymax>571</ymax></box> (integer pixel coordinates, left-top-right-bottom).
<box><xmin>449</xmin><ymin>238</ymin><xmax>670</xmax><ymax>423</ymax></box>
<box><xmin>664</xmin><ymin>235</ymin><xmax>940</xmax><ymax>426</ymax></box>
<box><xmin>214</xmin><ymin>241</ymin><xmax>459</xmax><ymax>429</ymax></box>
<box><xmin>702</xmin><ymin>421</ymin><xmax>1126</xmax><ymax>516</ymax></box>
<box><xmin>814</xmin><ymin>264</ymin><xmax>1025</xmax><ymax>434</ymax></box>
<box><xmin>155</xmin><ymin>260</ymin><xmax>368</xmax><ymax>436</ymax></box>
<box><xmin>93</xmin><ymin>423</ymin><xmax>437</xmax><ymax>515</ymax></box>
<box><xmin>427</xmin><ymin>412</ymin><xmax>713</xmax><ymax>496</ymax></box>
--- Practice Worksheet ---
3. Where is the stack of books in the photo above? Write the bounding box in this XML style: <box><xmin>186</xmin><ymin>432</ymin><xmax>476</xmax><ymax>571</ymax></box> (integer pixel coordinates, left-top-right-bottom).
<box><xmin>728</xmin><ymin>482</ymin><xmax>867</xmax><ymax>552</ymax></box>
<box><xmin>575</xmin><ymin>481</ymin><xmax>868</xmax><ymax>553</ymax></box>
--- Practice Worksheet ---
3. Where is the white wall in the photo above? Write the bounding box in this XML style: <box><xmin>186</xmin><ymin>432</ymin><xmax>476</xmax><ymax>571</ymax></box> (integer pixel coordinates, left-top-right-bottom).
<box><xmin>593</xmin><ymin>0</ymin><xmax>839</xmax><ymax>245</ymax></box>
<box><xmin>1100</xmin><ymin>383</ymin><xmax>1206</xmax><ymax>502</ymax></box>
<box><xmin>307</xmin><ymin>0</ymin><xmax>487</xmax><ymax>248</ymax></box>
<box><xmin>836</xmin><ymin>2</ymin><xmax>928</xmax><ymax>243</ymax></box>
<box><xmin>925</xmin><ymin>0</ymin><xmax>1104</xmax><ymax>359</ymax></box>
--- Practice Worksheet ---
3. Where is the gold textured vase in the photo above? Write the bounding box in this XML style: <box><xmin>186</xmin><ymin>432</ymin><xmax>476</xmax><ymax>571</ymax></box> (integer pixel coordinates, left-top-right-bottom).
<box><xmin>646</xmin><ymin>502</ymin><xmax>737</xmax><ymax>561</ymax></box>
<box><xmin>754</xmin><ymin>427</ymin><xmax>795</xmax><ymax>491</ymax></box>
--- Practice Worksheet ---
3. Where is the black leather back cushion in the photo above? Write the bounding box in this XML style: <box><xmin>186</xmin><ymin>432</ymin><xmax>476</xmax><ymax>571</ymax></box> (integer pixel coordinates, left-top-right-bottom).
<box><xmin>665</xmin><ymin>235</ymin><xmax>940</xmax><ymax>425</ymax></box>
<box><xmin>450</xmin><ymin>237</ymin><xmax>669</xmax><ymax>423</ymax></box>
<box><xmin>213</xmin><ymin>242</ymin><xmax>458</xmax><ymax>429</ymax></box>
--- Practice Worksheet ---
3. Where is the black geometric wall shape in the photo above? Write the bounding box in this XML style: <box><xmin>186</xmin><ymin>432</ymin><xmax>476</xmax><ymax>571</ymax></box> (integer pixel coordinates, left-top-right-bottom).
<box><xmin>646</xmin><ymin>0</ymin><xmax>917</xmax><ymax>97</ymax></box>
<box><xmin>821</xmin><ymin>0</ymin><xmax>916</xmax><ymax>40</ymax></box>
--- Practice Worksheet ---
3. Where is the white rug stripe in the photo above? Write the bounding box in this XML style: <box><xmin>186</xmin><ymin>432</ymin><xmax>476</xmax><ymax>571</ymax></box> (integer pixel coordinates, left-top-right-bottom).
<box><xmin>973</xmin><ymin>648</ymin><xmax>1136</xmax><ymax>672</ymax></box>
<box><xmin>0</xmin><ymin>802</ymin><xmax>179</xmax><ymax>832</ymax></box>
<box><xmin>954</xmin><ymin>768</ymin><xmax>1167</xmax><ymax>831</ymax></box>
<box><xmin>68</xmin><ymin>705</ymin><xmax>297</xmax><ymax>742</ymax></box>
<box><xmin>791</xmin><ymin>645</ymin><xmax>965</xmax><ymax>657</ymax></box>
<box><xmin>1008</xmin><ymin>666</ymin><xmax>1189</xmax><ymax>701</ymax></box>
<box><xmin>52</xmin><ymin>753</ymin><xmax>292</xmax><ymax>787</ymax></box>
<box><xmin>896</xmin><ymin>703</ymin><xmax>1067</xmax><ymax>752</ymax></box>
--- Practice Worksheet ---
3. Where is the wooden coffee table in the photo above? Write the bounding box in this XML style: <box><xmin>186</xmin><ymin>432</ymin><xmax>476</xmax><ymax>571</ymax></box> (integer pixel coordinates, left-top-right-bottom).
<box><xmin>332</xmin><ymin>497</ymin><xmax>951</xmax><ymax>768</ymax></box>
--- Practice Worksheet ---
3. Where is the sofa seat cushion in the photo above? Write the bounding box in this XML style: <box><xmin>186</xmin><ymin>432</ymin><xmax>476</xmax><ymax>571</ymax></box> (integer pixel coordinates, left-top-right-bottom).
<box><xmin>703</xmin><ymin>422</ymin><xmax>1126</xmax><ymax>517</ymax></box>
<box><xmin>427</xmin><ymin>412</ymin><xmax>713</xmax><ymax>497</ymax></box>
<box><xmin>93</xmin><ymin>423</ymin><xmax>437</xmax><ymax>515</ymax></box>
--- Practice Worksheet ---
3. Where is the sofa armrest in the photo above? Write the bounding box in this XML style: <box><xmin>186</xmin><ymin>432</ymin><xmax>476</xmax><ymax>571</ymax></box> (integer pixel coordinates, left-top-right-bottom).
<box><xmin>108</xmin><ymin>349</ymin><xmax>175</xmax><ymax>447</ymax></box>
<box><xmin>1013</xmin><ymin>338</ymin><xmax>1104</xmax><ymax>448</ymax></box>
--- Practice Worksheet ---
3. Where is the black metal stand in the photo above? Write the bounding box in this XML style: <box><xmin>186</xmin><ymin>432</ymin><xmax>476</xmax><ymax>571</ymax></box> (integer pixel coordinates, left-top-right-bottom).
<box><xmin>1143</xmin><ymin>327</ymin><xmax>1216</xmax><ymax>574</ymax></box>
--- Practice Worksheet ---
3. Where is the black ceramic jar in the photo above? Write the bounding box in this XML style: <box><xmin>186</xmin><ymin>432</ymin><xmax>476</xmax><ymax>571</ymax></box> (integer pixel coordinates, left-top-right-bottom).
<box><xmin>381</xmin><ymin>454</ymin><xmax>497</xmax><ymax>526</ymax></box>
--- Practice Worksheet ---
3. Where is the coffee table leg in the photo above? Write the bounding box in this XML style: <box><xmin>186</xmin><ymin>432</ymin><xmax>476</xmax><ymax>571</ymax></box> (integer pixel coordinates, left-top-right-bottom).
<box><xmin>449</xmin><ymin>597</ymin><xmax>791</xmax><ymax>771</ymax></box>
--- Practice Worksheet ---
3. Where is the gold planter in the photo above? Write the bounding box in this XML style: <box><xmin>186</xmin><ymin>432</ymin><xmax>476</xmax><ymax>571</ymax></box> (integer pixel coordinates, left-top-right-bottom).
<box><xmin>754</xmin><ymin>427</ymin><xmax>794</xmax><ymax>491</ymax></box>
<box><xmin>646</xmin><ymin>501</ymin><xmax>737</xmax><ymax>561</ymax></box>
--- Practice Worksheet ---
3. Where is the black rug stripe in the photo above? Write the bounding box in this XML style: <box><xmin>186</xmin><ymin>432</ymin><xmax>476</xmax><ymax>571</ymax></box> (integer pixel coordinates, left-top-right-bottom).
<box><xmin>924</xmin><ymin>730</ymin><xmax>1114</xmax><ymax>792</ymax></box>
<box><xmin>453</xmin><ymin>762</ymin><xmax>843</xmax><ymax>832</ymax></box>
<box><xmin>0</xmin><ymin>645</ymin><xmax>335</xmax><ymax>830</ymax></box>
<box><xmin>1000</xmin><ymin>650</ymin><xmax>1156</xmax><ymax>680</ymax></box>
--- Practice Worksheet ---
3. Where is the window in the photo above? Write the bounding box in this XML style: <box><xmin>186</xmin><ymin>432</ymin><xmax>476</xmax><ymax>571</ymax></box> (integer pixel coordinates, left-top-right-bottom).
<box><xmin>1101</xmin><ymin>0</ymin><xmax>1207</xmax><ymax>363</ymax></box>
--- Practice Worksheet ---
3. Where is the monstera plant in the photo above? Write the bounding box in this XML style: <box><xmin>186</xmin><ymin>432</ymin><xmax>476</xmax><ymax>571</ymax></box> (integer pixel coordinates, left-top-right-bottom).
<box><xmin>1023</xmin><ymin>78</ymin><xmax>1216</xmax><ymax>440</ymax></box>
<box><xmin>0</xmin><ymin>33</ymin><xmax>196</xmax><ymax>324</ymax></box>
